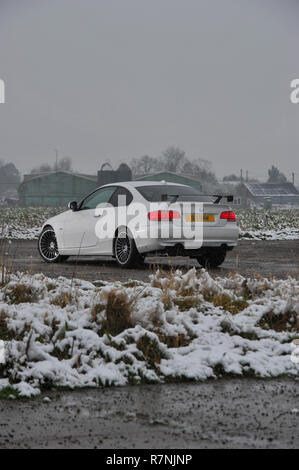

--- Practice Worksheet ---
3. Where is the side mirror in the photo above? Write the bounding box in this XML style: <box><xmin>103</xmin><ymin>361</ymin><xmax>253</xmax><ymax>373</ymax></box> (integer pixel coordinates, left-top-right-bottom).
<box><xmin>68</xmin><ymin>201</ymin><xmax>78</xmax><ymax>211</ymax></box>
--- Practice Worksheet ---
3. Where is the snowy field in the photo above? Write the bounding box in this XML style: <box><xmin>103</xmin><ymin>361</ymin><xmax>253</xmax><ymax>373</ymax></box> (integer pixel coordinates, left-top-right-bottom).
<box><xmin>0</xmin><ymin>207</ymin><xmax>64</xmax><ymax>239</ymax></box>
<box><xmin>1</xmin><ymin>207</ymin><xmax>299</xmax><ymax>241</ymax></box>
<box><xmin>236</xmin><ymin>208</ymin><xmax>299</xmax><ymax>240</ymax></box>
<box><xmin>0</xmin><ymin>268</ymin><xmax>298</xmax><ymax>397</ymax></box>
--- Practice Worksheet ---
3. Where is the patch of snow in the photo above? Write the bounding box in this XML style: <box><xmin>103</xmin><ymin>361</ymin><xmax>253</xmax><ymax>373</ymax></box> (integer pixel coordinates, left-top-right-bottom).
<box><xmin>0</xmin><ymin>269</ymin><xmax>298</xmax><ymax>397</ymax></box>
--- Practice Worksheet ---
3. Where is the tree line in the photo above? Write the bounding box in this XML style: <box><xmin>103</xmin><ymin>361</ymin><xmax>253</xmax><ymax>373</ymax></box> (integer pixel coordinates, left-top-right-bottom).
<box><xmin>0</xmin><ymin>161</ymin><xmax>20</xmax><ymax>197</ymax></box>
<box><xmin>223</xmin><ymin>165</ymin><xmax>288</xmax><ymax>184</ymax></box>
<box><xmin>0</xmin><ymin>149</ymin><xmax>291</xmax><ymax>200</ymax></box>
<box><xmin>130</xmin><ymin>146</ymin><xmax>218</xmax><ymax>191</ymax></box>
<box><xmin>30</xmin><ymin>156</ymin><xmax>72</xmax><ymax>174</ymax></box>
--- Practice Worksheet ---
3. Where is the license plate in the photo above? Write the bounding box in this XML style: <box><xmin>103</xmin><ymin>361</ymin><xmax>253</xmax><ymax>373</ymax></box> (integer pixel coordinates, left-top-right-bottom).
<box><xmin>185</xmin><ymin>214</ymin><xmax>215</xmax><ymax>222</ymax></box>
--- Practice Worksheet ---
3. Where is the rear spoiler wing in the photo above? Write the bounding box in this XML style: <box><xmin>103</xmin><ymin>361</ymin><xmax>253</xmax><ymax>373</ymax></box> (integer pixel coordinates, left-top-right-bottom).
<box><xmin>212</xmin><ymin>194</ymin><xmax>234</xmax><ymax>204</ymax></box>
<box><xmin>161</xmin><ymin>194</ymin><xmax>234</xmax><ymax>204</ymax></box>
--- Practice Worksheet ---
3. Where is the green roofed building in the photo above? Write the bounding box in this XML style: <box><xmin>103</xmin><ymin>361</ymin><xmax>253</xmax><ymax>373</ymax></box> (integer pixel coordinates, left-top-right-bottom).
<box><xmin>18</xmin><ymin>163</ymin><xmax>133</xmax><ymax>207</ymax></box>
<box><xmin>18</xmin><ymin>171</ymin><xmax>98</xmax><ymax>207</ymax></box>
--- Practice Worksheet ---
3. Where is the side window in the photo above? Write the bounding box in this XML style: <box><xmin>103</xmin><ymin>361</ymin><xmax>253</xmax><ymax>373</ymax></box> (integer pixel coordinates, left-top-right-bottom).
<box><xmin>109</xmin><ymin>187</ymin><xmax>133</xmax><ymax>207</ymax></box>
<box><xmin>80</xmin><ymin>187</ymin><xmax>116</xmax><ymax>210</ymax></box>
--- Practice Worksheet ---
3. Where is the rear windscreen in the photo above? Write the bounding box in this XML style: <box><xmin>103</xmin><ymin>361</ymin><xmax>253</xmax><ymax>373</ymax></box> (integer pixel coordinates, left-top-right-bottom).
<box><xmin>136</xmin><ymin>185</ymin><xmax>214</xmax><ymax>202</ymax></box>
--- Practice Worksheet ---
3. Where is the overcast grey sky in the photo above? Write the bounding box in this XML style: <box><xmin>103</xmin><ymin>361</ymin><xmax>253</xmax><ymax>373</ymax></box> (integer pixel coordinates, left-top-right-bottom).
<box><xmin>0</xmin><ymin>0</ymin><xmax>298</xmax><ymax>180</ymax></box>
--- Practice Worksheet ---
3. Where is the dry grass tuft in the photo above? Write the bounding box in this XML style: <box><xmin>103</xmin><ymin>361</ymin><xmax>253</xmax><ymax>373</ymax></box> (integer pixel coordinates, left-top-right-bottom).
<box><xmin>4</xmin><ymin>284</ymin><xmax>40</xmax><ymax>304</ymax></box>
<box><xmin>174</xmin><ymin>296</ymin><xmax>201</xmax><ymax>311</ymax></box>
<box><xmin>50</xmin><ymin>291</ymin><xmax>72</xmax><ymax>308</ymax></box>
<box><xmin>0</xmin><ymin>309</ymin><xmax>31</xmax><ymax>341</ymax></box>
<box><xmin>123</xmin><ymin>280</ymin><xmax>142</xmax><ymax>288</ymax></box>
<box><xmin>46</xmin><ymin>282</ymin><xmax>56</xmax><ymax>292</ymax></box>
<box><xmin>152</xmin><ymin>268</ymin><xmax>198</xmax><ymax>298</ymax></box>
<box><xmin>240</xmin><ymin>279</ymin><xmax>252</xmax><ymax>299</ymax></box>
<box><xmin>101</xmin><ymin>289</ymin><xmax>134</xmax><ymax>336</ymax></box>
<box><xmin>151</xmin><ymin>268</ymin><xmax>178</xmax><ymax>290</ymax></box>
<box><xmin>90</xmin><ymin>303</ymin><xmax>105</xmax><ymax>322</ymax></box>
<box><xmin>213</xmin><ymin>293</ymin><xmax>248</xmax><ymax>314</ymax></box>
<box><xmin>136</xmin><ymin>334</ymin><xmax>165</xmax><ymax>365</ymax></box>
<box><xmin>257</xmin><ymin>310</ymin><xmax>299</xmax><ymax>332</ymax></box>
<box><xmin>160</xmin><ymin>288</ymin><xmax>173</xmax><ymax>311</ymax></box>
<box><xmin>156</xmin><ymin>331</ymin><xmax>192</xmax><ymax>348</ymax></box>
<box><xmin>0</xmin><ymin>309</ymin><xmax>7</xmax><ymax>325</ymax></box>
<box><xmin>0</xmin><ymin>309</ymin><xmax>10</xmax><ymax>340</ymax></box>
<box><xmin>202</xmin><ymin>289</ymin><xmax>215</xmax><ymax>303</ymax></box>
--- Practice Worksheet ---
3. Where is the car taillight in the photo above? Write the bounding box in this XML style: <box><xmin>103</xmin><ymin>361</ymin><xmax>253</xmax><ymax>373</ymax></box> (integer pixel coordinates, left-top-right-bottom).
<box><xmin>148</xmin><ymin>210</ymin><xmax>181</xmax><ymax>221</ymax></box>
<box><xmin>220</xmin><ymin>211</ymin><xmax>236</xmax><ymax>222</ymax></box>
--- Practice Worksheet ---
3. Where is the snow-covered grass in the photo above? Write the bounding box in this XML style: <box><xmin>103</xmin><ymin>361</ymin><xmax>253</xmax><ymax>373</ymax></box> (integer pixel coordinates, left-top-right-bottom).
<box><xmin>237</xmin><ymin>208</ymin><xmax>299</xmax><ymax>240</ymax></box>
<box><xmin>0</xmin><ymin>207</ymin><xmax>64</xmax><ymax>239</ymax></box>
<box><xmin>0</xmin><ymin>268</ymin><xmax>298</xmax><ymax>398</ymax></box>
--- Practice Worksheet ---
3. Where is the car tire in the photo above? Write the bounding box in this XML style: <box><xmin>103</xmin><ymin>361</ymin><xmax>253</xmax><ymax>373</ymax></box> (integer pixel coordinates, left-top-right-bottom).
<box><xmin>196</xmin><ymin>248</ymin><xmax>226</xmax><ymax>269</ymax></box>
<box><xmin>114</xmin><ymin>227</ymin><xmax>145</xmax><ymax>269</ymax></box>
<box><xmin>38</xmin><ymin>227</ymin><xmax>69</xmax><ymax>263</ymax></box>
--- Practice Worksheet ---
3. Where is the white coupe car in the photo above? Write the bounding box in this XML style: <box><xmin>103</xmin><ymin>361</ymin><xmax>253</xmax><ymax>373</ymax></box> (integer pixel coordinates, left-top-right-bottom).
<box><xmin>38</xmin><ymin>181</ymin><xmax>239</xmax><ymax>268</ymax></box>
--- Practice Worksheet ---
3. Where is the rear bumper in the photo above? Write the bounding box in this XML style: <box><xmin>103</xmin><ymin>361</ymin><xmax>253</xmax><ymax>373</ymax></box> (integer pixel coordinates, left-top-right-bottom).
<box><xmin>135</xmin><ymin>225</ymin><xmax>239</xmax><ymax>255</ymax></box>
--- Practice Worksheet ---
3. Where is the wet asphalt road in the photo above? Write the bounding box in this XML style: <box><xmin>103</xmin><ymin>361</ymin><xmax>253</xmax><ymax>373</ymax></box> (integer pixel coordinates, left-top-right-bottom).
<box><xmin>2</xmin><ymin>238</ymin><xmax>299</xmax><ymax>282</ymax></box>
<box><xmin>0</xmin><ymin>379</ymin><xmax>298</xmax><ymax>449</ymax></box>
<box><xmin>0</xmin><ymin>239</ymin><xmax>298</xmax><ymax>449</ymax></box>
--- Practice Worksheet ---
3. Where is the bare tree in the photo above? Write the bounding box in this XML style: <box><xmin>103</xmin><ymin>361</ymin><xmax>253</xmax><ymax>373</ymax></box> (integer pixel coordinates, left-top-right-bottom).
<box><xmin>30</xmin><ymin>157</ymin><xmax>73</xmax><ymax>174</ymax></box>
<box><xmin>0</xmin><ymin>163</ymin><xmax>21</xmax><ymax>196</ymax></box>
<box><xmin>223</xmin><ymin>174</ymin><xmax>240</xmax><ymax>182</ymax></box>
<box><xmin>130</xmin><ymin>148</ymin><xmax>218</xmax><ymax>192</ymax></box>
<box><xmin>31</xmin><ymin>164</ymin><xmax>52</xmax><ymax>174</ymax></box>
<box><xmin>161</xmin><ymin>147</ymin><xmax>185</xmax><ymax>172</ymax></box>
<box><xmin>182</xmin><ymin>159</ymin><xmax>216</xmax><ymax>180</ymax></box>
<box><xmin>130</xmin><ymin>155</ymin><xmax>160</xmax><ymax>176</ymax></box>
<box><xmin>267</xmin><ymin>165</ymin><xmax>287</xmax><ymax>183</ymax></box>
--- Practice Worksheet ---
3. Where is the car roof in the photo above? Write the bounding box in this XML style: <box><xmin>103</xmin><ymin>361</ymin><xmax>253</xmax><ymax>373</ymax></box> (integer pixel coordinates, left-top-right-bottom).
<box><xmin>101</xmin><ymin>180</ymin><xmax>189</xmax><ymax>189</ymax></box>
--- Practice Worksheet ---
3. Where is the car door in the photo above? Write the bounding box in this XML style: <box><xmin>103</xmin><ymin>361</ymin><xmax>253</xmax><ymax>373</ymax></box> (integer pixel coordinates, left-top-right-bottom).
<box><xmin>62</xmin><ymin>186</ymin><xmax>117</xmax><ymax>254</ymax></box>
<box><xmin>93</xmin><ymin>186</ymin><xmax>134</xmax><ymax>255</ymax></box>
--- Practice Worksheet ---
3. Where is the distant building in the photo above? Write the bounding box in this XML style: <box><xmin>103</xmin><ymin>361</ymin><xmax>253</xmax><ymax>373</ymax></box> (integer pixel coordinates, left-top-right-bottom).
<box><xmin>18</xmin><ymin>164</ymin><xmax>133</xmax><ymax>207</ymax></box>
<box><xmin>18</xmin><ymin>171</ymin><xmax>98</xmax><ymax>207</ymax></box>
<box><xmin>234</xmin><ymin>182</ymin><xmax>299</xmax><ymax>208</ymax></box>
<box><xmin>97</xmin><ymin>162</ymin><xmax>132</xmax><ymax>187</ymax></box>
<box><xmin>135</xmin><ymin>171</ymin><xmax>202</xmax><ymax>192</ymax></box>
